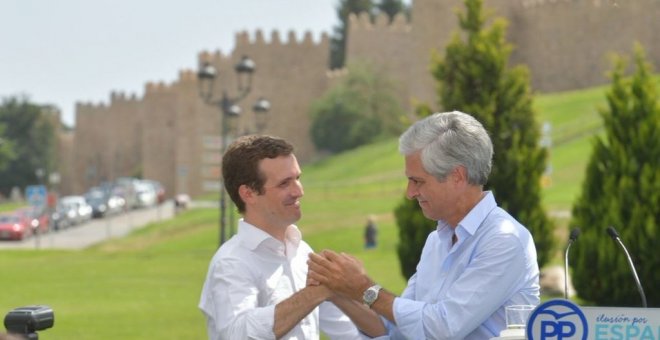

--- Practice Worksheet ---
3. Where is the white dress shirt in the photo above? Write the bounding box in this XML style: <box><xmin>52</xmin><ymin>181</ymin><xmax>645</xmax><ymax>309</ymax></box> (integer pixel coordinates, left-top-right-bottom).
<box><xmin>199</xmin><ymin>219</ymin><xmax>367</xmax><ymax>340</ymax></box>
<box><xmin>385</xmin><ymin>191</ymin><xmax>540</xmax><ymax>339</ymax></box>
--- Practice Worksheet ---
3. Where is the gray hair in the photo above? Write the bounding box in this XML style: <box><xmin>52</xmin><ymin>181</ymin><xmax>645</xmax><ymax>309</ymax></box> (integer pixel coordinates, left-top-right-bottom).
<box><xmin>398</xmin><ymin>111</ymin><xmax>493</xmax><ymax>185</ymax></box>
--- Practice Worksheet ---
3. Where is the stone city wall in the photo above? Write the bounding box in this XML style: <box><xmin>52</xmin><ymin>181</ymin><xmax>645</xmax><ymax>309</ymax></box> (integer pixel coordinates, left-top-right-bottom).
<box><xmin>62</xmin><ymin>0</ymin><xmax>660</xmax><ymax>197</ymax></box>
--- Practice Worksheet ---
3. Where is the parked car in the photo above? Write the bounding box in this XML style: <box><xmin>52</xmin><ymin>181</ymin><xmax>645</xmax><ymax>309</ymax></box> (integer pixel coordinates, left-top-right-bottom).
<box><xmin>0</xmin><ymin>213</ymin><xmax>32</xmax><ymax>240</ymax></box>
<box><xmin>134</xmin><ymin>180</ymin><xmax>158</xmax><ymax>208</ymax></box>
<box><xmin>143</xmin><ymin>179</ymin><xmax>165</xmax><ymax>204</ymax></box>
<box><xmin>16</xmin><ymin>207</ymin><xmax>50</xmax><ymax>234</ymax></box>
<box><xmin>114</xmin><ymin>177</ymin><xmax>139</xmax><ymax>209</ymax></box>
<box><xmin>60</xmin><ymin>196</ymin><xmax>93</xmax><ymax>224</ymax></box>
<box><xmin>85</xmin><ymin>187</ymin><xmax>124</xmax><ymax>218</ymax></box>
<box><xmin>50</xmin><ymin>202</ymin><xmax>74</xmax><ymax>231</ymax></box>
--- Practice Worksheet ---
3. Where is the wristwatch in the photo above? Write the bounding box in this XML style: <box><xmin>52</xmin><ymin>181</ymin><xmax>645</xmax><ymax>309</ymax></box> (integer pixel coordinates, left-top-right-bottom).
<box><xmin>362</xmin><ymin>284</ymin><xmax>382</xmax><ymax>307</ymax></box>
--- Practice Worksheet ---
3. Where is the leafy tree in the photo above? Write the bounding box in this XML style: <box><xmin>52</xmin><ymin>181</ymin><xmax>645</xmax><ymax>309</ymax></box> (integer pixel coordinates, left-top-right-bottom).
<box><xmin>434</xmin><ymin>0</ymin><xmax>554</xmax><ymax>268</ymax></box>
<box><xmin>394</xmin><ymin>0</ymin><xmax>554</xmax><ymax>279</ymax></box>
<box><xmin>0</xmin><ymin>123</ymin><xmax>16</xmax><ymax>173</ymax></box>
<box><xmin>329</xmin><ymin>0</ymin><xmax>373</xmax><ymax>69</ymax></box>
<box><xmin>329</xmin><ymin>1</ymin><xmax>410</xmax><ymax>69</ymax></box>
<box><xmin>570</xmin><ymin>45</ymin><xmax>660</xmax><ymax>307</ymax></box>
<box><xmin>375</xmin><ymin>0</ymin><xmax>409</xmax><ymax>22</ymax></box>
<box><xmin>310</xmin><ymin>61</ymin><xmax>405</xmax><ymax>153</ymax></box>
<box><xmin>0</xmin><ymin>96</ymin><xmax>57</xmax><ymax>197</ymax></box>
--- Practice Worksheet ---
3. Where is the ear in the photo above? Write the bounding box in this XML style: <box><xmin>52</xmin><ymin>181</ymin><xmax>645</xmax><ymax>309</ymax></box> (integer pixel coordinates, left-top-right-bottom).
<box><xmin>451</xmin><ymin>165</ymin><xmax>469</xmax><ymax>184</ymax></box>
<box><xmin>238</xmin><ymin>184</ymin><xmax>255</xmax><ymax>205</ymax></box>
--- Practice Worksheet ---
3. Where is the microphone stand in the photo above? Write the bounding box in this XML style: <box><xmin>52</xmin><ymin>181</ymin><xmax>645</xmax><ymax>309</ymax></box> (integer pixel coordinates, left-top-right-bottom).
<box><xmin>564</xmin><ymin>228</ymin><xmax>580</xmax><ymax>299</ymax></box>
<box><xmin>606</xmin><ymin>226</ymin><xmax>647</xmax><ymax>308</ymax></box>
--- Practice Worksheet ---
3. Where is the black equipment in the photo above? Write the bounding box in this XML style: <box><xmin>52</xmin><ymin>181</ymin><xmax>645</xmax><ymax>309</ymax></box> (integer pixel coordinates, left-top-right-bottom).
<box><xmin>4</xmin><ymin>305</ymin><xmax>54</xmax><ymax>340</ymax></box>
<box><xmin>606</xmin><ymin>226</ymin><xmax>647</xmax><ymax>308</ymax></box>
<box><xmin>564</xmin><ymin>227</ymin><xmax>580</xmax><ymax>299</ymax></box>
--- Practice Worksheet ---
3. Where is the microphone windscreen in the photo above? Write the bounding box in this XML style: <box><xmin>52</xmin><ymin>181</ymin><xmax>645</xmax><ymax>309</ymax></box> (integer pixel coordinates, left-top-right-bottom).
<box><xmin>606</xmin><ymin>226</ymin><xmax>620</xmax><ymax>240</ymax></box>
<box><xmin>569</xmin><ymin>228</ymin><xmax>581</xmax><ymax>241</ymax></box>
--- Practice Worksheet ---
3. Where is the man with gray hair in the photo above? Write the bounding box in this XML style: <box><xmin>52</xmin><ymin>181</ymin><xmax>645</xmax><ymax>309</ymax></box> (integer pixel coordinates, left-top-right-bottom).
<box><xmin>308</xmin><ymin>111</ymin><xmax>540</xmax><ymax>339</ymax></box>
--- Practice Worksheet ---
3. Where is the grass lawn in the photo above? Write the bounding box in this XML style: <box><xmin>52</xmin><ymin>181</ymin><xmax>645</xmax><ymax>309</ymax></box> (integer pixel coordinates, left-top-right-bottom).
<box><xmin>4</xmin><ymin>75</ymin><xmax>659</xmax><ymax>338</ymax></box>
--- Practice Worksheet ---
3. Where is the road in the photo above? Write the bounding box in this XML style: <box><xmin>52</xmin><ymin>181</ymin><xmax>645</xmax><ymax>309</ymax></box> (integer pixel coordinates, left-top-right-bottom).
<box><xmin>0</xmin><ymin>201</ymin><xmax>175</xmax><ymax>250</ymax></box>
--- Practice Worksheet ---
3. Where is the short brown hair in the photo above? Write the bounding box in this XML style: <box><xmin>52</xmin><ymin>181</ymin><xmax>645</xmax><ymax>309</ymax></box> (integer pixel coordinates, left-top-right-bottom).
<box><xmin>222</xmin><ymin>135</ymin><xmax>294</xmax><ymax>213</ymax></box>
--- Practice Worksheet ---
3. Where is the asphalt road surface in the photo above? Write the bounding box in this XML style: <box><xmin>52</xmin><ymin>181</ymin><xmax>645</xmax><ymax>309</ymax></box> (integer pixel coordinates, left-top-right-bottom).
<box><xmin>0</xmin><ymin>201</ymin><xmax>175</xmax><ymax>250</ymax></box>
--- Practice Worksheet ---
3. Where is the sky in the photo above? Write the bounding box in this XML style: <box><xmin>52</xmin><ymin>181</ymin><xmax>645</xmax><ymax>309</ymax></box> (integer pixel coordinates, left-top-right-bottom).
<box><xmin>0</xmin><ymin>0</ymin><xmax>340</xmax><ymax>127</ymax></box>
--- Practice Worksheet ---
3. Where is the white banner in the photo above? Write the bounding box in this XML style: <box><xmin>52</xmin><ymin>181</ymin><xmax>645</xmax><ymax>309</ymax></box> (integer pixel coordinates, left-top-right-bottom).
<box><xmin>526</xmin><ymin>299</ymin><xmax>660</xmax><ymax>340</ymax></box>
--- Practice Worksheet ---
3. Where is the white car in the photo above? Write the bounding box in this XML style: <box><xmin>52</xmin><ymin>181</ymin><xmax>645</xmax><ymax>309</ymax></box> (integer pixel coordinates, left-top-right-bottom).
<box><xmin>134</xmin><ymin>180</ymin><xmax>157</xmax><ymax>208</ymax></box>
<box><xmin>60</xmin><ymin>195</ymin><xmax>93</xmax><ymax>224</ymax></box>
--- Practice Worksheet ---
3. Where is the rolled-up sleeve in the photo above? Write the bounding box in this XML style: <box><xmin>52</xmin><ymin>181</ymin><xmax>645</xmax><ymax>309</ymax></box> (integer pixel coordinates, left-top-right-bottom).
<box><xmin>200</xmin><ymin>258</ymin><xmax>276</xmax><ymax>340</ymax></box>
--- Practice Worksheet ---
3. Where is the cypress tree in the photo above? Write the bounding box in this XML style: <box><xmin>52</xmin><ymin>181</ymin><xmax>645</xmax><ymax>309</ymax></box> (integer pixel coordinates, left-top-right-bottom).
<box><xmin>329</xmin><ymin>0</ymin><xmax>373</xmax><ymax>69</ymax></box>
<box><xmin>570</xmin><ymin>45</ymin><xmax>660</xmax><ymax>307</ymax></box>
<box><xmin>394</xmin><ymin>0</ymin><xmax>554</xmax><ymax>278</ymax></box>
<box><xmin>432</xmin><ymin>0</ymin><xmax>554</xmax><ymax>267</ymax></box>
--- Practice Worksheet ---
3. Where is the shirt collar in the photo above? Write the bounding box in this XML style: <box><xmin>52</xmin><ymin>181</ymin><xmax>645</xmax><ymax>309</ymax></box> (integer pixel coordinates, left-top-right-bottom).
<box><xmin>237</xmin><ymin>219</ymin><xmax>302</xmax><ymax>254</ymax></box>
<box><xmin>457</xmin><ymin>191</ymin><xmax>497</xmax><ymax>236</ymax></box>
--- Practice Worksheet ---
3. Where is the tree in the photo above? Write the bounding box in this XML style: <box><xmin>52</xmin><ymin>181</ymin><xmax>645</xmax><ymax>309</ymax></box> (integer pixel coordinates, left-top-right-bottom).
<box><xmin>375</xmin><ymin>0</ymin><xmax>409</xmax><ymax>23</ymax></box>
<box><xmin>0</xmin><ymin>123</ymin><xmax>16</xmax><ymax>174</ymax></box>
<box><xmin>394</xmin><ymin>193</ymin><xmax>437</xmax><ymax>279</ymax></box>
<box><xmin>329</xmin><ymin>0</ymin><xmax>410</xmax><ymax>69</ymax></box>
<box><xmin>570</xmin><ymin>45</ymin><xmax>660</xmax><ymax>307</ymax></box>
<box><xmin>329</xmin><ymin>0</ymin><xmax>373</xmax><ymax>69</ymax></box>
<box><xmin>0</xmin><ymin>96</ymin><xmax>57</xmax><ymax>197</ymax></box>
<box><xmin>309</xmin><ymin>61</ymin><xmax>405</xmax><ymax>153</ymax></box>
<box><xmin>394</xmin><ymin>0</ymin><xmax>554</xmax><ymax>279</ymax></box>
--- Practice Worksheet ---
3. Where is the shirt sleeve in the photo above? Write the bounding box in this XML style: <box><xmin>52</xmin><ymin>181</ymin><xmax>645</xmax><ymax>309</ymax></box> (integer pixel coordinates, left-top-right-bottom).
<box><xmin>318</xmin><ymin>301</ymin><xmax>367</xmax><ymax>339</ymax></box>
<box><xmin>320</xmin><ymin>301</ymin><xmax>394</xmax><ymax>340</ymax></box>
<box><xmin>200</xmin><ymin>257</ymin><xmax>276</xmax><ymax>340</ymax></box>
<box><xmin>392</xmin><ymin>232</ymin><xmax>529</xmax><ymax>339</ymax></box>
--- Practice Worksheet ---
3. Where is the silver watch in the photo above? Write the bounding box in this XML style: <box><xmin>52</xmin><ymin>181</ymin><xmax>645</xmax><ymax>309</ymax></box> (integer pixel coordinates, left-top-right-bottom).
<box><xmin>362</xmin><ymin>284</ymin><xmax>382</xmax><ymax>307</ymax></box>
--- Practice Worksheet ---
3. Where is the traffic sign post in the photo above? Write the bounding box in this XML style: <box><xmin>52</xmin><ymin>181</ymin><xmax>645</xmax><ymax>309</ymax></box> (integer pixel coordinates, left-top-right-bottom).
<box><xmin>26</xmin><ymin>185</ymin><xmax>47</xmax><ymax>208</ymax></box>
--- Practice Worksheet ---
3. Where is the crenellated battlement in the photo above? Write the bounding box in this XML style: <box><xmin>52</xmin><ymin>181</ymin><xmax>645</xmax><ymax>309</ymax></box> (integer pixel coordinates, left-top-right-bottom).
<box><xmin>197</xmin><ymin>49</ymin><xmax>228</xmax><ymax>66</ymax></box>
<box><xmin>76</xmin><ymin>101</ymin><xmax>108</xmax><ymax>112</ymax></box>
<box><xmin>233</xmin><ymin>29</ymin><xmax>330</xmax><ymax>49</ymax></box>
<box><xmin>178</xmin><ymin>69</ymin><xmax>197</xmax><ymax>83</ymax></box>
<box><xmin>348</xmin><ymin>12</ymin><xmax>411</xmax><ymax>32</ymax></box>
<box><xmin>144</xmin><ymin>81</ymin><xmax>177</xmax><ymax>95</ymax></box>
<box><xmin>110</xmin><ymin>91</ymin><xmax>139</xmax><ymax>103</ymax></box>
<box><xmin>65</xmin><ymin>0</ymin><xmax>660</xmax><ymax>198</ymax></box>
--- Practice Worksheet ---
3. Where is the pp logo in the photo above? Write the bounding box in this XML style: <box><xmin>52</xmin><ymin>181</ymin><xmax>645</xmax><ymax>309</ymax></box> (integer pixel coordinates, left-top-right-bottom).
<box><xmin>527</xmin><ymin>299</ymin><xmax>588</xmax><ymax>340</ymax></box>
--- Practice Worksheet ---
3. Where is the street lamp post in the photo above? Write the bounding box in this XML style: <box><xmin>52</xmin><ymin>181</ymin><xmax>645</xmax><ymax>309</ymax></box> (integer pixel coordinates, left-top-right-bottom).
<box><xmin>197</xmin><ymin>55</ymin><xmax>271</xmax><ymax>246</ymax></box>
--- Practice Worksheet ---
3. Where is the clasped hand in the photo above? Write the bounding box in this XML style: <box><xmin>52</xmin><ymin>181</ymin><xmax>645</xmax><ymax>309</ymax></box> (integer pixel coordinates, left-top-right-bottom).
<box><xmin>307</xmin><ymin>250</ymin><xmax>373</xmax><ymax>302</ymax></box>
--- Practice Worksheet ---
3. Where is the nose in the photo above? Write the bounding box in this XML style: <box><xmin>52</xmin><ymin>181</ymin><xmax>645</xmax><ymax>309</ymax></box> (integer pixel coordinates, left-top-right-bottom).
<box><xmin>292</xmin><ymin>180</ymin><xmax>304</xmax><ymax>198</ymax></box>
<box><xmin>405</xmin><ymin>181</ymin><xmax>417</xmax><ymax>200</ymax></box>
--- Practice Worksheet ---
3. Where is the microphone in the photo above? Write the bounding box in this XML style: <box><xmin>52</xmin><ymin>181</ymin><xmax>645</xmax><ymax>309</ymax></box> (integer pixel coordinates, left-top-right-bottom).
<box><xmin>564</xmin><ymin>228</ymin><xmax>580</xmax><ymax>299</ymax></box>
<box><xmin>606</xmin><ymin>226</ymin><xmax>647</xmax><ymax>308</ymax></box>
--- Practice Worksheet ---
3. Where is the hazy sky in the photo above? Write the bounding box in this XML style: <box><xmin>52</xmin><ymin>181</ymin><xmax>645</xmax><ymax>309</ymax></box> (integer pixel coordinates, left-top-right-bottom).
<box><xmin>0</xmin><ymin>0</ymin><xmax>341</xmax><ymax>126</ymax></box>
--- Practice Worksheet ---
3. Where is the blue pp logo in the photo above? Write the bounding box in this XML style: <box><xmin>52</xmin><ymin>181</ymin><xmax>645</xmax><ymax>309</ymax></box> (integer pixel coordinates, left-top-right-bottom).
<box><xmin>527</xmin><ymin>299</ymin><xmax>588</xmax><ymax>340</ymax></box>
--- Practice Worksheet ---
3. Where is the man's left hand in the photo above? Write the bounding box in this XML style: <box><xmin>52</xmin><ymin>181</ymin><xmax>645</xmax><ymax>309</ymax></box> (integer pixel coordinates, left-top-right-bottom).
<box><xmin>307</xmin><ymin>250</ymin><xmax>373</xmax><ymax>301</ymax></box>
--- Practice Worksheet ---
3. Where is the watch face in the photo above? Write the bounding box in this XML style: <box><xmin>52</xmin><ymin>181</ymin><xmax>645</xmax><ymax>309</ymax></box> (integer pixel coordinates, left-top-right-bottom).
<box><xmin>364</xmin><ymin>285</ymin><xmax>380</xmax><ymax>305</ymax></box>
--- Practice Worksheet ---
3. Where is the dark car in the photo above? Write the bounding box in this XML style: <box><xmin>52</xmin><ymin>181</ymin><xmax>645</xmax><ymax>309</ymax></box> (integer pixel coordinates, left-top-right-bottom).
<box><xmin>85</xmin><ymin>188</ymin><xmax>125</xmax><ymax>218</ymax></box>
<box><xmin>50</xmin><ymin>202</ymin><xmax>74</xmax><ymax>231</ymax></box>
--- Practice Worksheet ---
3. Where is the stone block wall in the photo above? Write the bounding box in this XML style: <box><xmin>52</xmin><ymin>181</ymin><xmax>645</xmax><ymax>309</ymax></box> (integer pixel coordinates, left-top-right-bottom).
<box><xmin>62</xmin><ymin>0</ymin><xmax>660</xmax><ymax>198</ymax></box>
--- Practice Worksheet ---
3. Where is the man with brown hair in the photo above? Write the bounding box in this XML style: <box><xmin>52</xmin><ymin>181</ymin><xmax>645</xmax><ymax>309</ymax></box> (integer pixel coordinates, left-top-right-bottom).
<box><xmin>199</xmin><ymin>135</ymin><xmax>384</xmax><ymax>339</ymax></box>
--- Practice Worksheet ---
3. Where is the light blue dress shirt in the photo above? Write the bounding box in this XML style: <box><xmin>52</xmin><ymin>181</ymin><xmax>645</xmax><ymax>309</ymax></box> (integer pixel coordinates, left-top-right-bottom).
<box><xmin>386</xmin><ymin>191</ymin><xmax>540</xmax><ymax>339</ymax></box>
